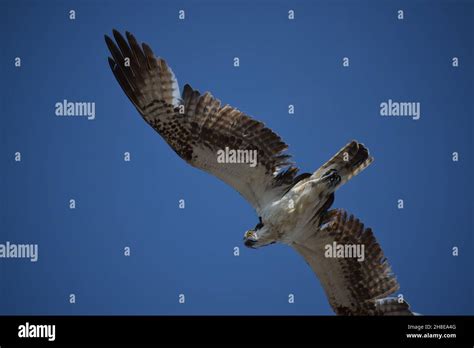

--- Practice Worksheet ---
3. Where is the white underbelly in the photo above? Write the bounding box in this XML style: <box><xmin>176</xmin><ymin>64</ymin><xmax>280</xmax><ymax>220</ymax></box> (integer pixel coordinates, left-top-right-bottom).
<box><xmin>262</xmin><ymin>179</ymin><xmax>327</xmax><ymax>244</ymax></box>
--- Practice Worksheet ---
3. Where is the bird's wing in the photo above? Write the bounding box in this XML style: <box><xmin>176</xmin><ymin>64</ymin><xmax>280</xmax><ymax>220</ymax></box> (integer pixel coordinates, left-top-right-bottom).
<box><xmin>291</xmin><ymin>209</ymin><xmax>413</xmax><ymax>315</ymax></box>
<box><xmin>105</xmin><ymin>30</ymin><xmax>304</xmax><ymax>213</ymax></box>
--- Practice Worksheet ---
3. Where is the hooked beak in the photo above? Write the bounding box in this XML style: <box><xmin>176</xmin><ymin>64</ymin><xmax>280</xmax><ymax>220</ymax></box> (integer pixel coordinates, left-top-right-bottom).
<box><xmin>244</xmin><ymin>231</ymin><xmax>258</xmax><ymax>248</ymax></box>
<box><xmin>244</xmin><ymin>238</ymin><xmax>257</xmax><ymax>248</ymax></box>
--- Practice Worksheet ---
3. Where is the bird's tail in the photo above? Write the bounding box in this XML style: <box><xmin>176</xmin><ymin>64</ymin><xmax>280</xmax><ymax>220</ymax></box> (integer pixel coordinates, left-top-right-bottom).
<box><xmin>312</xmin><ymin>140</ymin><xmax>374</xmax><ymax>186</ymax></box>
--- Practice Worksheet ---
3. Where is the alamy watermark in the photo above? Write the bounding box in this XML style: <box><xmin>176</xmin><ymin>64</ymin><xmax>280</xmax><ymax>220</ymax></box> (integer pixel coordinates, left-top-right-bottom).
<box><xmin>0</xmin><ymin>241</ymin><xmax>38</xmax><ymax>262</ymax></box>
<box><xmin>55</xmin><ymin>99</ymin><xmax>95</xmax><ymax>120</ymax></box>
<box><xmin>380</xmin><ymin>99</ymin><xmax>420</xmax><ymax>120</ymax></box>
<box><xmin>18</xmin><ymin>322</ymin><xmax>55</xmax><ymax>341</ymax></box>
<box><xmin>325</xmin><ymin>241</ymin><xmax>365</xmax><ymax>262</ymax></box>
<box><xmin>216</xmin><ymin>147</ymin><xmax>258</xmax><ymax>167</ymax></box>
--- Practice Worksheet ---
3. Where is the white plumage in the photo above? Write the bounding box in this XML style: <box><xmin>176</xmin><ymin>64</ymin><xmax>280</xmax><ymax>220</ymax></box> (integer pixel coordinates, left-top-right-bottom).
<box><xmin>105</xmin><ymin>30</ymin><xmax>413</xmax><ymax>316</ymax></box>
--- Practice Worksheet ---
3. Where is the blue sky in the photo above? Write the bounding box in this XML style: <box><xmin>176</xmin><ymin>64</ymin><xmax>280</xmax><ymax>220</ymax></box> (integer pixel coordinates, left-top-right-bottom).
<box><xmin>1</xmin><ymin>0</ymin><xmax>472</xmax><ymax>315</ymax></box>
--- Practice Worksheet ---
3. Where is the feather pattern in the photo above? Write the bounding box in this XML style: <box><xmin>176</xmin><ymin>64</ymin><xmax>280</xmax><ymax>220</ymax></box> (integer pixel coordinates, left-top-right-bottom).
<box><xmin>105</xmin><ymin>30</ymin><xmax>413</xmax><ymax>316</ymax></box>
<box><xmin>311</xmin><ymin>140</ymin><xmax>374</xmax><ymax>185</ymax></box>
<box><xmin>292</xmin><ymin>209</ymin><xmax>413</xmax><ymax>315</ymax></box>
<box><xmin>105</xmin><ymin>30</ymin><xmax>304</xmax><ymax>213</ymax></box>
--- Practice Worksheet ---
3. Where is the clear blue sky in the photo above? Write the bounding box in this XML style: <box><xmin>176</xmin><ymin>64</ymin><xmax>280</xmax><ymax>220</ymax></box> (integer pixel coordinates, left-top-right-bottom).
<box><xmin>1</xmin><ymin>0</ymin><xmax>472</xmax><ymax>315</ymax></box>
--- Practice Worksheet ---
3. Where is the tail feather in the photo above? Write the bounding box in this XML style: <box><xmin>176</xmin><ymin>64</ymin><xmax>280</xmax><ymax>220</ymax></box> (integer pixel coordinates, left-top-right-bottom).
<box><xmin>312</xmin><ymin>140</ymin><xmax>374</xmax><ymax>185</ymax></box>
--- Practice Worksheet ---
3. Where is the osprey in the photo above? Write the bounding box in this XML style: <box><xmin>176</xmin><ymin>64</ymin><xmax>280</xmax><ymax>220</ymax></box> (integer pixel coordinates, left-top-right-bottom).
<box><xmin>105</xmin><ymin>30</ymin><xmax>413</xmax><ymax>316</ymax></box>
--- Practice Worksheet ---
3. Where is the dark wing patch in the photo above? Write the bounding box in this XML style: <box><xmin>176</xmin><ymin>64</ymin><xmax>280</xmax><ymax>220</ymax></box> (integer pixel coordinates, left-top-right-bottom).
<box><xmin>105</xmin><ymin>30</ymin><xmax>304</xmax><ymax>212</ymax></box>
<box><xmin>292</xmin><ymin>209</ymin><xmax>412</xmax><ymax>315</ymax></box>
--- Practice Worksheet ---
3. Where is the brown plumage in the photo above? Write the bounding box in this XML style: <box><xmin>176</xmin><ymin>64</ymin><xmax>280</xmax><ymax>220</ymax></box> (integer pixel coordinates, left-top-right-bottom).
<box><xmin>292</xmin><ymin>210</ymin><xmax>412</xmax><ymax>315</ymax></box>
<box><xmin>105</xmin><ymin>29</ymin><xmax>304</xmax><ymax>213</ymax></box>
<box><xmin>105</xmin><ymin>30</ymin><xmax>413</xmax><ymax>316</ymax></box>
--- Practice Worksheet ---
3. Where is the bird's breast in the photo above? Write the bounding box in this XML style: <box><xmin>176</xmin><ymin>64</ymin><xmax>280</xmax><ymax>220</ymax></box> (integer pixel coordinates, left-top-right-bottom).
<box><xmin>263</xmin><ymin>180</ymin><xmax>330</xmax><ymax>243</ymax></box>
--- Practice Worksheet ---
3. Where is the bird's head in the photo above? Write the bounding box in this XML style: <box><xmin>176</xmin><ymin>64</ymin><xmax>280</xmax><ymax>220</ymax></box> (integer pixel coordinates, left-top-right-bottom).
<box><xmin>243</xmin><ymin>217</ymin><xmax>274</xmax><ymax>248</ymax></box>
<box><xmin>243</xmin><ymin>229</ymin><xmax>259</xmax><ymax>248</ymax></box>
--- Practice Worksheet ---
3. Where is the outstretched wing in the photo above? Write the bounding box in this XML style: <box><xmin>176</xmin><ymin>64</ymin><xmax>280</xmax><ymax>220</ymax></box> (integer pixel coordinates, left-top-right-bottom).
<box><xmin>105</xmin><ymin>30</ymin><xmax>304</xmax><ymax>213</ymax></box>
<box><xmin>292</xmin><ymin>209</ymin><xmax>413</xmax><ymax>315</ymax></box>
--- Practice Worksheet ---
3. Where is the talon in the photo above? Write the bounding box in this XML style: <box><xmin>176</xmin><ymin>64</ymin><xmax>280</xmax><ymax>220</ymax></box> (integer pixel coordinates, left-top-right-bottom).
<box><xmin>324</xmin><ymin>169</ymin><xmax>341</xmax><ymax>186</ymax></box>
<box><xmin>330</xmin><ymin>173</ymin><xmax>341</xmax><ymax>185</ymax></box>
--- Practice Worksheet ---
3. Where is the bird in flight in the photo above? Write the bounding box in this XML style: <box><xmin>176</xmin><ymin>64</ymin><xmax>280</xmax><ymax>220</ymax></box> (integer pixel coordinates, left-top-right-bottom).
<box><xmin>105</xmin><ymin>30</ymin><xmax>413</xmax><ymax>315</ymax></box>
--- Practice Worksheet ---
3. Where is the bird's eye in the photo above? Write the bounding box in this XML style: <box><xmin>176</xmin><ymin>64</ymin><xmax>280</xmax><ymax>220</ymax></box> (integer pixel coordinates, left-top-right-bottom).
<box><xmin>245</xmin><ymin>231</ymin><xmax>253</xmax><ymax>238</ymax></box>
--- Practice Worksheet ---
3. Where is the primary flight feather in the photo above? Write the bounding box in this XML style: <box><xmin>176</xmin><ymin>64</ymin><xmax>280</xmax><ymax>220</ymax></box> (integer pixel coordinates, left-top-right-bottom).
<box><xmin>105</xmin><ymin>29</ymin><xmax>413</xmax><ymax>315</ymax></box>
